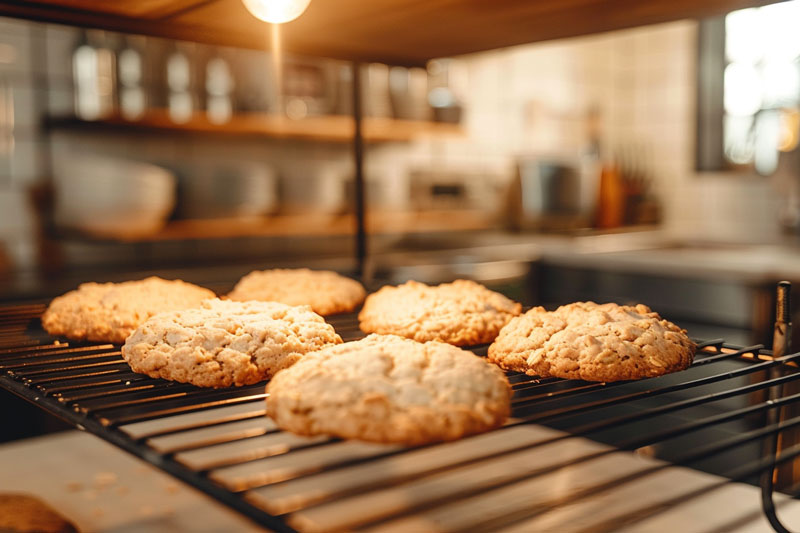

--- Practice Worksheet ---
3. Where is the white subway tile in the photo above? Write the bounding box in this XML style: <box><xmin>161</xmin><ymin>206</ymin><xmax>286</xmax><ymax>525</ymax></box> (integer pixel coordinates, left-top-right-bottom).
<box><xmin>44</xmin><ymin>23</ymin><xmax>79</xmax><ymax>83</ymax></box>
<box><xmin>0</xmin><ymin>18</ymin><xmax>33</xmax><ymax>79</ymax></box>
<box><xmin>45</xmin><ymin>83</ymin><xmax>74</xmax><ymax>116</ymax></box>
<box><xmin>0</xmin><ymin>189</ymin><xmax>35</xmax><ymax>235</ymax></box>
<box><xmin>0</xmin><ymin>138</ymin><xmax>42</xmax><ymax>185</ymax></box>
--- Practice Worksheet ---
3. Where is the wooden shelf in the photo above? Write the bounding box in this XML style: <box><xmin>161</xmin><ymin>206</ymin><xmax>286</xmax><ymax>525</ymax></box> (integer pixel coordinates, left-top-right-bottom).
<box><xmin>59</xmin><ymin>210</ymin><xmax>496</xmax><ymax>243</ymax></box>
<box><xmin>2</xmin><ymin>0</ymin><xmax>775</xmax><ymax>66</ymax></box>
<box><xmin>45</xmin><ymin>111</ymin><xmax>463</xmax><ymax>143</ymax></box>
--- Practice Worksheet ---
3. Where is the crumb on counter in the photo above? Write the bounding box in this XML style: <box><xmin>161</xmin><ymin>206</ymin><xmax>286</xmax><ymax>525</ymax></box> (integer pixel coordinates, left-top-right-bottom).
<box><xmin>65</xmin><ymin>481</ymin><xmax>83</xmax><ymax>492</ymax></box>
<box><xmin>93</xmin><ymin>471</ymin><xmax>118</xmax><ymax>488</ymax></box>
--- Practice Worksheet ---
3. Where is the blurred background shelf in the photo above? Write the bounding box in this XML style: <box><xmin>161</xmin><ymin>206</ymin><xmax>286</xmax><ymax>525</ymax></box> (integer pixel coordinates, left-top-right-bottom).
<box><xmin>54</xmin><ymin>210</ymin><xmax>496</xmax><ymax>243</ymax></box>
<box><xmin>44</xmin><ymin>111</ymin><xmax>464</xmax><ymax>143</ymax></box>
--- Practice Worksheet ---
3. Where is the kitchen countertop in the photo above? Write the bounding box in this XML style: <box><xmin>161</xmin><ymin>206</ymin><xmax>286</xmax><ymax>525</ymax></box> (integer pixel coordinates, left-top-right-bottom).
<box><xmin>535</xmin><ymin>238</ymin><xmax>800</xmax><ymax>284</ymax></box>
<box><xmin>4</xmin><ymin>428</ymin><xmax>800</xmax><ymax>532</ymax></box>
<box><xmin>0</xmin><ymin>431</ymin><xmax>263</xmax><ymax>532</ymax></box>
<box><xmin>372</xmin><ymin>229</ymin><xmax>800</xmax><ymax>284</ymax></box>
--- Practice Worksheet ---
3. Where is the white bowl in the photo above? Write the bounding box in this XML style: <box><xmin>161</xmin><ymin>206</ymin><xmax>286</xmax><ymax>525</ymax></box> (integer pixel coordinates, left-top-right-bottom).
<box><xmin>178</xmin><ymin>161</ymin><xmax>278</xmax><ymax>220</ymax></box>
<box><xmin>54</xmin><ymin>155</ymin><xmax>176</xmax><ymax>239</ymax></box>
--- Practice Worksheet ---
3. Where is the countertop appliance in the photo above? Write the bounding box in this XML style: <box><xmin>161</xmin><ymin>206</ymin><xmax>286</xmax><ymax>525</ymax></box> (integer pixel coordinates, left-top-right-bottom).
<box><xmin>508</xmin><ymin>155</ymin><xmax>596</xmax><ymax>231</ymax></box>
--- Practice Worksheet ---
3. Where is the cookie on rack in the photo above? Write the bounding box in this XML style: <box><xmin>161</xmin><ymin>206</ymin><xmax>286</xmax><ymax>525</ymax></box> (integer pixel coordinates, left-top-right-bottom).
<box><xmin>122</xmin><ymin>298</ymin><xmax>341</xmax><ymax>387</ymax></box>
<box><xmin>41</xmin><ymin>276</ymin><xmax>215</xmax><ymax>344</ymax></box>
<box><xmin>0</xmin><ymin>493</ymin><xmax>78</xmax><ymax>533</ymax></box>
<box><xmin>488</xmin><ymin>301</ymin><xmax>696</xmax><ymax>382</ymax></box>
<box><xmin>227</xmin><ymin>268</ymin><xmax>366</xmax><ymax>315</ymax></box>
<box><xmin>358</xmin><ymin>279</ymin><xmax>521</xmax><ymax>346</ymax></box>
<box><xmin>266</xmin><ymin>334</ymin><xmax>512</xmax><ymax>445</ymax></box>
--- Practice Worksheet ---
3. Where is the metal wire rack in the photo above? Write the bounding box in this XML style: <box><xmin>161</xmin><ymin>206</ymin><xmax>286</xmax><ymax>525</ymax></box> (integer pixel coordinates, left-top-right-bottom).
<box><xmin>1</xmin><ymin>293</ymin><xmax>800</xmax><ymax>532</ymax></box>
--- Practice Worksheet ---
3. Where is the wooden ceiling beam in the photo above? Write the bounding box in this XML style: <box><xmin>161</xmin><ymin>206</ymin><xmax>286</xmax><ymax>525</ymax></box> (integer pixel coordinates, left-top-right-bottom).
<box><xmin>0</xmin><ymin>0</ymin><xmax>784</xmax><ymax>66</ymax></box>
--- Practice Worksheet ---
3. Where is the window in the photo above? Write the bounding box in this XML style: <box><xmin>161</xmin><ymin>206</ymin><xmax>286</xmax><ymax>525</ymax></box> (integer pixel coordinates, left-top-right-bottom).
<box><xmin>697</xmin><ymin>1</ymin><xmax>800</xmax><ymax>175</ymax></box>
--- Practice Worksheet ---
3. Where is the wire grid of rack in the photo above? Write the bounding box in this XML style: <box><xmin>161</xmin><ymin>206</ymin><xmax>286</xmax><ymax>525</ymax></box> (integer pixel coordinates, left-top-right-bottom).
<box><xmin>2</xmin><ymin>301</ymin><xmax>800</xmax><ymax>532</ymax></box>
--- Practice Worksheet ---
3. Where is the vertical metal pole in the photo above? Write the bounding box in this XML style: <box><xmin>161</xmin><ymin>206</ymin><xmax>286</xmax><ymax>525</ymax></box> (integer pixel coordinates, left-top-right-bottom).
<box><xmin>774</xmin><ymin>281</ymin><xmax>793</xmax><ymax>358</ymax></box>
<box><xmin>351</xmin><ymin>61</ymin><xmax>367</xmax><ymax>279</ymax></box>
<box><xmin>761</xmin><ymin>281</ymin><xmax>792</xmax><ymax>533</ymax></box>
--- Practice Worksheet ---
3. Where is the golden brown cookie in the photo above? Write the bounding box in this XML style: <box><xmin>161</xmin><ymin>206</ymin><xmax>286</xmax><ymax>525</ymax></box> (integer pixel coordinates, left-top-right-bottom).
<box><xmin>488</xmin><ymin>301</ymin><xmax>696</xmax><ymax>382</ymax></box>
<box><xmin>227</xmin><ymin>268</ymin><xmax>366</xmax><ymax>315</ymax></box>
<box><xmin>266</xmin><ymin>334</ymin><xmax>512</xmax><ymax>445</ymax></box>
<box><xmin>0</xmin><ymin>493</ymin><xmax>78</xmax><ymax>533</ymax></box>
<box><xmin>358</xmin><ymin>280</ymin><xmax>521</xmax><ymax>346</ymax></box>
<box><xmin>122</xmin><ymin>299</ymin><xmax>342</xmax><ymax>387</ymax></box>
<box><xmin>42</xmin><ymin>277</ymin><xmax>215</xmax><ymax>344</ymax></box>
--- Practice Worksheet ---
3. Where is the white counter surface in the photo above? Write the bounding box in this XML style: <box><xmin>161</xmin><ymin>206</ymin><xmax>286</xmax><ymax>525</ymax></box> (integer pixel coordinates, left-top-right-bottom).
<box><xmin>0</xmin><ymin>430</ymin><xmax>264</xmax><ymax>532</ymax></box>
<box><xmin>4</xmin><ymin>427</ymin><xmax>800</xmax><ymax>533</ymax></box>
<box><xmin>374</xmin><ymin>229</ymin><xmax>800</xmax><ymax>284</ymax></box>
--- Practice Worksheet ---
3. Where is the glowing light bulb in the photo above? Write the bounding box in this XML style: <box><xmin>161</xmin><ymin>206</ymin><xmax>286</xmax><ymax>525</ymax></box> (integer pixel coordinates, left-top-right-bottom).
<box><xmin>242</xmin><ymin>0</ymin><xmax>310</xmax><ymax>23</ymax></box>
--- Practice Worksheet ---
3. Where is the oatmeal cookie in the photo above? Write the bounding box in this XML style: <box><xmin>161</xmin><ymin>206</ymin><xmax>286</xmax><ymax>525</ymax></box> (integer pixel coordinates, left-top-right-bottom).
<box><xmin>42</xmin><ymin>277</ymin><xmax>215</xmax><ymax>344</ymax></box>
<box><xmin>122</xmin><ymin>299</ymin><xmax>341</xmax><ymax>387</ymax></box>
<box><xmin>227</xmin><ymin>268</ymin><xmax>365</xmax><ymax>315</ymax></box>
<box><xmin>488</xmin><ymin>301</ymin><xmax>696</xmax><ymax>382</ymax></box>
<box><xmin>266</xmin><ymin>334</ymin><xmax>512</xmax><ymax>444</ymax></box>
<box><xmin>358</xmin><ymin>280</ymin><xmax>521</xmax><ymax>346</ymax></box>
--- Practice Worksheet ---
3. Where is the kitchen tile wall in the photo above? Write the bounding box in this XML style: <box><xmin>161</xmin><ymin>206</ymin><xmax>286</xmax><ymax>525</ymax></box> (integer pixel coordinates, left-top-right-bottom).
<box><xmin>398</xmin><ymin>18</ymin><xmax>780</xmax><ymax>244</ymax></box>
<box><xmin>0</xmin><ymin>18</ymin><xmax>42</xmax><ymax>269</ymax></box>
<box><xmin>0</xmin><ymin>14</ymin><xmax>776</xmax><ymax>272</ymax></box>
